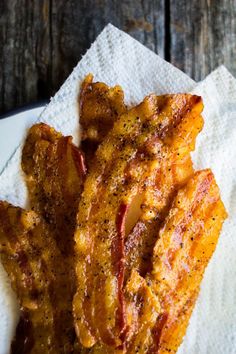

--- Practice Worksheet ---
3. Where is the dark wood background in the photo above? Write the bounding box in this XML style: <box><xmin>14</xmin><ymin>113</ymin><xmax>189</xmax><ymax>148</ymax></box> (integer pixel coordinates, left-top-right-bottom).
<box><xmin>0</xmin><ymin>0</ymin><xmax>236</xmax><ymax>115</ymax></box>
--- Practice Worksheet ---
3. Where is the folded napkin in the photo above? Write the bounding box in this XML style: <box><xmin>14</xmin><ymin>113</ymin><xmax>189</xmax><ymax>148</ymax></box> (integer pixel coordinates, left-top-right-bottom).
<box><xmin>0</xmin><ymin>24</ymin><xmax>235</xmax><ymax>354</ymax></box>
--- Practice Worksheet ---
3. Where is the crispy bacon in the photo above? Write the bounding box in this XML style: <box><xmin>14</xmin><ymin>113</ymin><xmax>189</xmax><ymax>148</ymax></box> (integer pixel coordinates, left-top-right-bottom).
<box><xmin>79</xmin><ymin>74</ymin><xmax>126</xmax><ymax>163</ymax></box>
<box><xmin>0</xmin><ymin>123</ymin><xmax>86</xmax><ymax>353</ymax></box>
<box><xmin>125</xmin><ymin>97</ymin><xmax>204</xmax><ymax>278</ymax></box>
<box><xmin>124</xmin><ymin>270</ymin><xmax>161</xmax><ymax>353</ymax></box>
<box><xmin>0</xmin><ymin>202</ymin><xmax>77</xmax><ymax>353</ymax></box>
<box><xmin>21</xmin><ymin>123</ymin><xmax>87</xmax><ymax>352</ymax></box>
<box><xmin>124</xmin><ymin>170</ymin><xmax>227</xmax><ymax>353</ymax></box>
<box><xmin>0</xmin><ymin>77</ymin><xmax>228</xmax><ymax>354</ymax></box>
<box><xmin>73</xmin><ymin>93</ymin><xmax>204</xmax><ymax>349</ymax></box>
<box><xmin>22</xmin><ymin>123</ymin><xmax>86</xmax><ymax>257</ymax></box>
<box><xmin>87</xmin><ymin>271</ymin><xmax>161</xmax><ymax>354</ymax></box>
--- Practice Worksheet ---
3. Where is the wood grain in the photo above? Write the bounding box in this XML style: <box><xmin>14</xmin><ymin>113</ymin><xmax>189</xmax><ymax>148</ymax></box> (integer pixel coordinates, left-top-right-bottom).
<box><xmin>170</xmin><ymin>0</ymin><xmax>236</xmax><ymax>80</ymax></box>
<box><xmin>0</xmin><ymin>1</ymin><xmax>52</xmax><ymax>112</ymax></box>
<box><xmin>0</xmin><ymin>0</ymin><xmax>235</xmax><ymax>114</ymax></box>
<box><xmin>0</xmin><ymin>0</ymin><xmax>164</xmax><ymax>114</ymax></box>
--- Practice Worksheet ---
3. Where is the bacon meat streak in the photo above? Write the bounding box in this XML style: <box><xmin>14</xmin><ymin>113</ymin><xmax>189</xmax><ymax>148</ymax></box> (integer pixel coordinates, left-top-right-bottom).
<box><xmin>73</xmin><ymin>94</ymin><xmax>203</xmax><ymax>349</ymax></box>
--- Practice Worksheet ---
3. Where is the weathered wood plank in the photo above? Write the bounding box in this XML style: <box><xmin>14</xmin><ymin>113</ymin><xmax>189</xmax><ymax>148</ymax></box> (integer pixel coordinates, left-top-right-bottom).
<box><xmin>0</xmin><ymin>0</ymin><xmax>165</xmax><ymax>114</ymax></box>
<box><xmin>1</xmin><ymin>0</ymin><xmax>236</xmax><ymax>115</ymax></box>
<box><xmin>0</xmin><ymin>0</ymin><xmax>52</xmax><ymax>112</ymax></box>
<box><xmin>170</xmin><ymin>0</ymin><xmax>236</xmax><ymax>80</ymax></box>
<box><xmin>50</xmin><ymin>0</ymin><xmax>165</xmax><ymax>100</ymax></box>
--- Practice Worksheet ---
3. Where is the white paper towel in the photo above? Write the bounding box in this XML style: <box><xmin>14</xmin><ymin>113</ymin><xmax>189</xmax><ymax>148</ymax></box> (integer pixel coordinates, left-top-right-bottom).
<box><xmin>0</xmin><ymin>24</ymin><xmax>235</xmax><ymax>353</ymax></box>
<box><xmin>180</xmin><ymin>66</ymin><xmax>236</xmax><ymax>354</ymax></box>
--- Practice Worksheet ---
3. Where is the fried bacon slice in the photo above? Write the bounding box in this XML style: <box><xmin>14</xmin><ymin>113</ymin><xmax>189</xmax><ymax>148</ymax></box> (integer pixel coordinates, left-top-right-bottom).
<box><xmin>0</xmin><ymin>76</ymin><xmax>227</xmax><ymax>354</ymax></box>
<box><xmin>0</xmin><ymin>124</ymin><xmax>86</xmax><ymax>353</ymax></box>
<box><xmin>123</xmin><ymin>169</ymin><xmax>227</xmax><ymax>353</ymax></box>
<box><xmin>73</xmin><ymin>93</ymin><xmax>203</xmax><ymax>349</ymax></box>
<box><xmin>89</xmin><ymin>170</ymin><xmax>227</xmax><ymax>354</ymax></box>
<box><xmin>22</xmin><ymin>123</ymin><xmax>86</xmax><ymax>257</ymax></box>
<box><xmin>0</xmin><ymin>202</ymin><xmax>77</xmax><ymax>353</ymax></box>
<box><xmin>83</xmin><ymin>270</ymin><xmax>161</xmax><ymax>354</ymax></box>
<box><xmin>125</xmin><ymin>98</ymin><xmax>203</xmax><ymax>277</ymax></box>
<box><xmin>79</xmin><ymin>74</ymin><xmax>126</xmax><ymax>162</ymax></box>
<box><xmin>150</xmin><ymin>169</ymin><xmax>227</xmax><ymax>354</ymax></box>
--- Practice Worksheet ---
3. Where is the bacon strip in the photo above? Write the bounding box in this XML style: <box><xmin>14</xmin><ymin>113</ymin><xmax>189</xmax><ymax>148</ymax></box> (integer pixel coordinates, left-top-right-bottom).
<box><xmin>22</xmin><ymin>123</ymin><xmax>86</xmax><ymax>257</ymax></box>
<box><xmin>88</xmin><ymin>271</ymin><xmax>161</xmax><ymax>354</ymax></box>
<box><xmin>0</xmin><ymin>202</ymin><xmax>72</xmax><ymax>353</ymax></box>
<box><xmin>79</xmin><ymin>74</ymin><xmax>126</xmax><ymax>164</ymax></box>
<box><xmin>0</xmin><ymin>77</ymin><xmax>227</xmax><ymax>354</ymax></box>
<box><xmin>125</xmin><ymin>96</ymin><xmax>204</xmax><ymax>278</ymax></box>
<box><xmin>124</xmin><ymin>270</ymin><xmax>161</xmax><ymax>352</ymax></box>
<box><xmin>21</xmin><ymin>123</ymin><xmax>87</xmax><ymax>352</ymax></box>
<box><xmin>0</xmin><ymin>83</ymin><xmax>124</xmax><ymax>351</ymax></box>
<box><xmin>0</xmin><ymin>124</ymin><xmax>86</xmax><ymax>353</ymax></box>
<box><xmin>73</xmin><ymin>93</ymin><xmax>203</xmax><ymax>349</ymax></box>
<box><xmin>124</xmin><ymin>169</ymin><xmax>227</xmax><ymax>353</ymax></box>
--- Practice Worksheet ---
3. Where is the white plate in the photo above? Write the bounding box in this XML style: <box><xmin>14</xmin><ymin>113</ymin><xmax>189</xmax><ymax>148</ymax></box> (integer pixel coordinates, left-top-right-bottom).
<box><xmin>0</xmin><ymin>105</ymin><xmax>46</xmax><ymax>174</ymax></box>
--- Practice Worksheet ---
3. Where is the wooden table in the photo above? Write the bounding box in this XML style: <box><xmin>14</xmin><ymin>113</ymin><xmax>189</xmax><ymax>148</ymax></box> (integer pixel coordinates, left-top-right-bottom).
<box><xmin>0</xmin><ymin>0</ymin><xmax>235</xmax><ymax>114</ymax></box>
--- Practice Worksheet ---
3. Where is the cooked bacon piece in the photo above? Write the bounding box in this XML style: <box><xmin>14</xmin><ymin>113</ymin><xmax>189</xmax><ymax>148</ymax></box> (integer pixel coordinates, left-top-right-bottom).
<box><xmin>0</xmin><ymin>202</ymin><xmax>78</xmax><ymax>353</ymax></box>
<box><xmin>79</xmin><ymin>74</ymin><xmax>126</xmax><ymax>162</ymax></box>
<box><xmin>1</xmin><ymin>77</ymin><xmax>226</xmax><ymax>354</ymax></box>
<box><xmin>125</xmin><ymin>99</ymin><xmax>204</xmax><ymax>277</ymax></box>
<box><xmin>125</xmin><ymin>169</ymin><xmax>227</xmax><ymax>354</ymax></box>
<box><xmin>73</xmin><ymin>93</ymin><xmax>203</xmax><ymax>349</ymax></box>
<box><xmin>85</xmin><ymin>270</ymin><xmax>161</xmax><ymax>354</ymax></box>
<box><xmin>124</xmin><ymin>270</ymin><xmax>161</xmax><ymax>352</ymax></box>
<box><xmin>22</xmin><ymin>123</ymin><xmax>86</xmax><ymax>257</ymax></box>
<box><xmin>0</xmin><ymin>123</ymin><xmax>87</xmax><ymax>353</ymax></box>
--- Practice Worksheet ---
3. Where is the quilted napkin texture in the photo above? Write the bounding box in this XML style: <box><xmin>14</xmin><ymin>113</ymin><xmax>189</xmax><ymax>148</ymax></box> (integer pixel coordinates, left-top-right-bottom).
<box><xmin>0</xmin><ymin>24</ymin><xmax>235</xmax><ymax>354</ymax></box>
